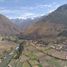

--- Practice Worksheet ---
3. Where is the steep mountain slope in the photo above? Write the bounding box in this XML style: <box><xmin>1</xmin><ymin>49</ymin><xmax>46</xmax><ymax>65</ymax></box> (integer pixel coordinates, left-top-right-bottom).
<box><xmin>0</xmin><ymin>14</ymin><xmax>21</xmax><ymax>35</ymax></box>
<box><xmin>22</xmin><ymin>4</ymin><xmax>67</xmax><ymax>39</ymax></box>
<box><xmin>42</xmin><ymin>4</ymin><xmax>67</xmax><ymax>24</ymax></box>
<box><xmin>12</xmin><ymin>18</ymin><xmax>39</xmax><ymax>31</ymax></box>
<box><xmin>12</xmin><ymin>18</ymin><xmax>33</xmax><ymax>31</ymax></box>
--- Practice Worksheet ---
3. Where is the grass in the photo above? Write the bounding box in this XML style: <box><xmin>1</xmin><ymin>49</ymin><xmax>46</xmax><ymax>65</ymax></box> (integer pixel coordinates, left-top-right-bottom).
<box><xmin>46</xmin><ymin>58</ymin><xmax>61</xmax><ymax>67</ymax></box>
<box><xmin>23</xmin><ymin>51</ymin><xmax>38</xmax><ymax>60</ymax></box>
<box><xmin>38</xmin><ymin>64</ymin><xmax>43</xmax><ymax>67</ymax></box>
<box><xmin>22</xmin><ymin>61</ymin><xmax>32</xmax><ymax>67</ymax></box>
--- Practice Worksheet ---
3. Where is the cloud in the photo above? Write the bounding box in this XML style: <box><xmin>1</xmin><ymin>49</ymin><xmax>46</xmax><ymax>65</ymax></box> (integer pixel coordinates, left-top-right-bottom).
<box><xmin>37</xmin><ymin>2</ymin><xmax>59</xmax><ymax>9</ymax></box>
<box><xmin>15</xmin><ymin>12</ymin><xmax>41</xmax><ymax>19</ymax></box>
<box><xmin>18</xmin><ymin>2</ymin><xmax>58</xmax><ymax>10</ymax></box>
<box><xmin>48</xmin><ymin>3</ymin><xmax>61</xmax><ymax>13</ymax></box>
<box><xmin>0</xmin><ymin>8</ymin><xmax>39</xmax><ymax>19</ymax></box>
<box><xmin>0</xmin><ymin>2</ymin><xmax>62</xmax><ymax>19</ymax></box>
<box><xmin>37</xmin><ymin>4</ymin><xmax>52</xmax><ymax>8</ymax></box>
<box><xmin>18</xmin><ymin>13</ymin><xmax>35</xmax><ymax>19</ymax></box>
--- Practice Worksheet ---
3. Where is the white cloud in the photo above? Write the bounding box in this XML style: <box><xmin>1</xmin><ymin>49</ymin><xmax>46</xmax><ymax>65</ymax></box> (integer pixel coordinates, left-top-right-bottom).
<box><xmin>35</xmin><ymin>2</ymin><xmax>60</xmax><ymax>9</ymax></box>
<box><xmin>17</xmin><ymin>13</ymin><xmax>40</xmax><ymax>19</ymax></box>
<box><xmin>37</xmin><ymin>4</ymin><xmax>52</xmax><ymax>8</ymax></box>
<box><xmin>48</xmin><ymin>9</ymin><xmax>55</xmax><ymax>13</ymax></box>
<box><xmin>19</xmin><ymin>3</ymin><xmax>58</xmax><ymax>10</ymax></box>
<box><xmin>0</xmin><ymin>9</ymin><xmax>39</xmax><ymax>19</ymax></box>
<box><xmin>0</xmin><ymin>2</ymin><xmax>62</xmax><ymax>19</ymax></box>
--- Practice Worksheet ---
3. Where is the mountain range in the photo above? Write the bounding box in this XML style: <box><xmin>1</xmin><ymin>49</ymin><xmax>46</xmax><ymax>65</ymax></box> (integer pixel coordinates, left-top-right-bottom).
<box><xmin>16</xmin><ymin>4</ymin><xmax>67</xmax><ymax>39</ymax></box>
<box><xmin>0</xmin><ymin>4</ymin><xmax>67</xmax><ymax>38</ymax></box>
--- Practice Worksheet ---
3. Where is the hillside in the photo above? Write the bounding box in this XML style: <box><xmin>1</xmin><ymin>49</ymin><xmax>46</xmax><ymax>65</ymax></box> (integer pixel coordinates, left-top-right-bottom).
<box><xmin>12</xmin><ymin>18</ymin><xmax>39</xmax><ymax>32</ymax></box>
<box><xmin>22</xmin><ymin>4</ymin><xmax>67</xmax><ymax>39</ymax></box>
<box><xmin>0</xmin><ymin>14</ymin><xmax>21</xmax><ymax>35</ymax></box>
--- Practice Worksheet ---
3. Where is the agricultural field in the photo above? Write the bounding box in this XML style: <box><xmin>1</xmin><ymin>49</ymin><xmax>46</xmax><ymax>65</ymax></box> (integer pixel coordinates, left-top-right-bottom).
<box><xmin>0</xmin><ymin>37</ymin><xmax>67</xmax><ymax>67</ymax></box>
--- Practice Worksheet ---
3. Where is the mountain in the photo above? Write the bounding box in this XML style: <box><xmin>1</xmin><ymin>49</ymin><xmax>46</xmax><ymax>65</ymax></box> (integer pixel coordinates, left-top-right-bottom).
<box><xmin>12</xmin><ymin>18</ymin><xmax>34</xmax><ymax>31</ymax></box>
<box><xmin>42</xmin><ymin>4</ymin><xmax>67</xmax><ymax>24</ymax></box>
<box><xmin>0</xmin><ymin>14</ymin><xmax>21</xmax><ymax>35</ymax></box>
<box><xmin>11</xmin><ymin>18</ymin><xmax>40</xmax><ymax>32</ymax></box>
<box><xmin>21</xmin><ymin>4</ymin><xmax>67</xmax><ymax>39</ymax></box>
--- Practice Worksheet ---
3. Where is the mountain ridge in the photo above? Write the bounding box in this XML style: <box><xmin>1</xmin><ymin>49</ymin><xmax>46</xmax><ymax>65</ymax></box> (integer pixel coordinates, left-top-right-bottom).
<box><xmin>0</xmin><ymin>14</ymin><xmax>21</xmax><ymax>35</ymax></box>
<box><xmin>20</xmin><ymin>4</ymin><xmax>67</xmax><ymax>39</ymax></box>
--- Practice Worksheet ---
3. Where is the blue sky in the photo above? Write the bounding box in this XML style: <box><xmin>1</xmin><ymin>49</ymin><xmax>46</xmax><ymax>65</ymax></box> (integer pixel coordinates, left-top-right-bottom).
<box><xmin>0</xmin><ymin>0</ymin><xmax>67</xmax><ymax>19</ymax></box>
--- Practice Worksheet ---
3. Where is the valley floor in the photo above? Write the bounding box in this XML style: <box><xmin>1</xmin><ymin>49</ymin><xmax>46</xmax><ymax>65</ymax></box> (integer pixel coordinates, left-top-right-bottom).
<box><xmin>0</xmin><ymin>39</ymin><xmax>67</xmax><ymax>67</ymax></box>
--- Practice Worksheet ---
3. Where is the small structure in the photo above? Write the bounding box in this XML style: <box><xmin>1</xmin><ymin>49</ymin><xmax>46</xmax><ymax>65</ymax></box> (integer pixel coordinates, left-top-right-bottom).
<box><xmin>62</xmin><ymin>45</ymin><xmax>67</xmax><ymax>51</ymax></box>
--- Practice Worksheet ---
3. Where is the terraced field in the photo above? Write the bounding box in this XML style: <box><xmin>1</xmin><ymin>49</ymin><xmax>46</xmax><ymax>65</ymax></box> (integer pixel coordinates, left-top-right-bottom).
<box><xmin>0</xmin><ymin>40</ymin><xmax>67</xmax><ymax>67</ymax></box>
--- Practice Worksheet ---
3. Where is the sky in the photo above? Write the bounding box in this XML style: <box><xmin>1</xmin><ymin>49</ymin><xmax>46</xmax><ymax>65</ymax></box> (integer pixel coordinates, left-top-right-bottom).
<box><xmin>0</xmin><ymin>0</ymin><xmax>67</xmax><ymax>19</ymax></box>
